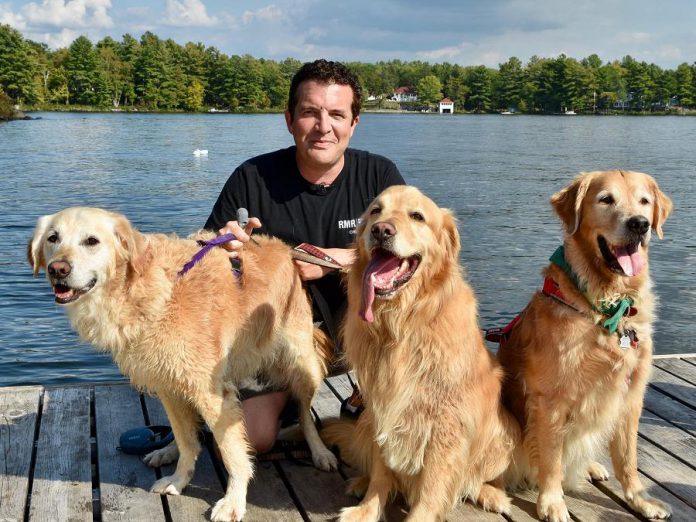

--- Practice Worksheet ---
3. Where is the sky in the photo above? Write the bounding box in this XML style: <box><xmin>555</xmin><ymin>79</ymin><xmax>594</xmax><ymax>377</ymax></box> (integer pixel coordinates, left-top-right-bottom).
<box><xmin>1</xmin><ymin>0</ymin><xmax>695</xmax><ymax>68</ymax></box>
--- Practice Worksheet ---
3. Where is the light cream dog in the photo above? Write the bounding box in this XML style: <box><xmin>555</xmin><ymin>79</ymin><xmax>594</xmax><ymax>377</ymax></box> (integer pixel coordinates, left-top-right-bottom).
<box><xmin>498</xmin><ymin>171</ymin><xmax>673</xmax><ymax>521</ymax></box>
<box><xmin>323</xmin><ymin>185</ymin><xmax>520</xmax><ymax>521</ymax></box>
<box><xmin>28</xmin><ymin>207</ymin><xmax>337</xmax><ymax>522</ymax></box>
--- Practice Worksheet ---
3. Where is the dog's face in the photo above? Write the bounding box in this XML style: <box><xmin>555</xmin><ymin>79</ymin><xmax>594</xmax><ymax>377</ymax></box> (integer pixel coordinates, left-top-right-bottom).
<box><xmin>28</xmin><ymin>207</ymin><xmax>141</xmax><ymax>305</ymax></box>
<box><xmin>355</xmin><ymin>185</ymin><xmax>460</xmax><ymax>322</ymax></box>
<box><xmin>552</xmin><ymin>170</ymin><xmax>672</xmax><ymax>278</ymax></box>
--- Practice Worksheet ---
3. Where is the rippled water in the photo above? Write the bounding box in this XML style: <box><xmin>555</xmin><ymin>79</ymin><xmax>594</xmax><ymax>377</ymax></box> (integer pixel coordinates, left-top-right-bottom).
<box><xmin>1</xmin><ymin>112</ymin><xmax>695</xmax><ymax>386</ymax></box>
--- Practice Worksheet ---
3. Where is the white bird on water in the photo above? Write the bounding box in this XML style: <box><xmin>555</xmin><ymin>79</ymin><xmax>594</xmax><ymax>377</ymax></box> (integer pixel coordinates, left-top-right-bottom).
<box><xmin>193</xmin><ymin>149</ymin><xmax>208</xmax><ymax>156</ymax></box>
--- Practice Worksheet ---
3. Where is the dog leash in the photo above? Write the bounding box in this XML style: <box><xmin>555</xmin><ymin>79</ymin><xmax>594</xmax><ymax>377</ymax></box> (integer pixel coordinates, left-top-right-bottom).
<box><xmin>178</xmin><ymin>233</ymin><xmax>237</xmax><ymax>278</ymax></box>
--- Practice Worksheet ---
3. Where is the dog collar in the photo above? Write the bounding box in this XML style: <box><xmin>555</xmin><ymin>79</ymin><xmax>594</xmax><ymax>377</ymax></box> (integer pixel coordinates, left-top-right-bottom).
<box><xmin>548</xmin><ymin>246</ymin><xmax>636</xmax><ymax>334</ymax></box>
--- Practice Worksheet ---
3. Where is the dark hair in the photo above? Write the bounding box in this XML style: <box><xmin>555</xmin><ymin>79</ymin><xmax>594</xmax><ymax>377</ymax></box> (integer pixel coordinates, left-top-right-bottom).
<box><xmin>287</xmin><ymin>59</ymin><xmax>362</xmax><ymax>120</ymax></box>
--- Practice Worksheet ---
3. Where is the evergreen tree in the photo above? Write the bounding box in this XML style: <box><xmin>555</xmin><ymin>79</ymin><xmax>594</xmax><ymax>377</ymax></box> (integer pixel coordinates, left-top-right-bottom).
<box><xmin>675</xmin><ymin>63</ymin><xmax>694</xmax><ymax>107</ymax></box>
<box><xmin>65</xmin><ymin>36</ymin><xmax>102</xmax><ymax>105</ymax></box>
<box><xmin>0</xmin><ymin>24</ymin><xmax>38</xmax><ymax>103</ymax></box>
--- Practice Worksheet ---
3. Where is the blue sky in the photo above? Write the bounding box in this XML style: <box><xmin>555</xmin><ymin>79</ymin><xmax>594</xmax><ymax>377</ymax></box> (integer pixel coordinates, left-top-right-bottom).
<box><xmin>2</xmin><ymin>0</ymin><xmax>695</xmax><ymax>68</ymax></box>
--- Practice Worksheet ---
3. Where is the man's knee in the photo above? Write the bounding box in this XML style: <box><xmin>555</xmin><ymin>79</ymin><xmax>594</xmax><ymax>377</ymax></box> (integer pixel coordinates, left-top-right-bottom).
<box><xmin>242</xmin><ymin>391</ymin><xmax>289</xmax><ymax>454</ymax></box>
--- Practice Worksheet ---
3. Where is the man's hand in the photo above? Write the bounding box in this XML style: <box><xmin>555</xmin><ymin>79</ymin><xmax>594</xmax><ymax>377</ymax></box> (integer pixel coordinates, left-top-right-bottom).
<box><xmin>294</xmin><ymin>247</ymin><xmax>356</xmax><ymax>281</ymax></box>
<box><xmin>217</xmin><ymin>217</ymin><xmax>262</xmax><ymax>258</ymax></box>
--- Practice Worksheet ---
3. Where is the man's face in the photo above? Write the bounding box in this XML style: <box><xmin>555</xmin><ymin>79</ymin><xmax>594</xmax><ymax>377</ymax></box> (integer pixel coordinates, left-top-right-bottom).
<box><xmin>285</xmin><ymin>80</ymin><xmax>359</xmax><ymax>175</ymax></box>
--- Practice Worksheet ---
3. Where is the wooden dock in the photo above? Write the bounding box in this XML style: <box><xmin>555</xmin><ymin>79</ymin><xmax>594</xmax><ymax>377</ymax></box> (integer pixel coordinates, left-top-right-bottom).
<box><xmin>1</xmin><ymin>355</ymin><xmax>695</xmax><ymax>521</ymax></box>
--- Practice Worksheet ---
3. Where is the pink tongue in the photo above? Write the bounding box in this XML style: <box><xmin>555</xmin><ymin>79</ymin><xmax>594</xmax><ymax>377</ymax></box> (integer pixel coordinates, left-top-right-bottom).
<box><xmin>615</xmin><ymin>246</ymin><xmax>644</xmax><ymax>277</ymax></box>
<box><xmin>360</xmin><ymin>252</ymin><xmax>401</xmax><ymax>322</ymax></box>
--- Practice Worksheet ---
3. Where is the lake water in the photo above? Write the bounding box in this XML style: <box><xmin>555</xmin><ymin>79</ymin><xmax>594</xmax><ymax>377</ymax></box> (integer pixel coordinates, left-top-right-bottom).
<box><xmin>1</xmin><ymin>112</ymin><xmax>695</xmax><ymax>387</ymax></box>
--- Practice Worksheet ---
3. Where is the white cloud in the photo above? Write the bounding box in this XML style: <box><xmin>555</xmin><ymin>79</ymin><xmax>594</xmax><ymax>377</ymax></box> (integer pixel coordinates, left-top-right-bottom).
<box><xmin>0</xmin><ymin>3</ymin><xmax>27</xmax><ymax>29</ymax></box>
<box><xmin>242</xmin><ymin>4</ymin><xmax>283</xmax><ymax>25</ymax></box>
<box><xmin>165</xmin><ymin>0</ymin><xmax>217</xmax><ymax>27</ymax></box>
<box><xmin>617</xmin><ymin>32</ymin><xmax>652</xmax><ymax>44</ymax></box>
<box><xmin>21</xmin><ymin>0</ymin><xmax>113</xmax><ymax>29</ymax></box>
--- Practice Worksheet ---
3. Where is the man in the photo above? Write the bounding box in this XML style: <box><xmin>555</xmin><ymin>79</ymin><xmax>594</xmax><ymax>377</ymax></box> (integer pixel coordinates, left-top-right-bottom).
<box><xmin>205</xmin><ymin>59</ymin><xmax>405</xmax><ymax>453</ymax></box>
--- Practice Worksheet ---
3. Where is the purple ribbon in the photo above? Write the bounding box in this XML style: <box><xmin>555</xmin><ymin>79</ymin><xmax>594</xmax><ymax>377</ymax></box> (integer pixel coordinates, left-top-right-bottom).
<box><xmin>178</xmin><ymin>233</ymin><xmax>237</xmax><ymax>277</ymax></box>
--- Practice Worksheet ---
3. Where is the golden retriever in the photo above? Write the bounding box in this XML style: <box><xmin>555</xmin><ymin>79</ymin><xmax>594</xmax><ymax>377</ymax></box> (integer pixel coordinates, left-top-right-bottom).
<box><xmin>28</xmin><ymin>207</ymin><xmax>337</xmax><ymax>522</ymax></box>
<box><xmin>322</xmin><ymin>185</ymin><xmax>520</xmax><ymax>522</ymax></box>
<box><xmin>498</xmin><ymin>170</ymin><xmax>673</xmax><ymax>521</ymax></box>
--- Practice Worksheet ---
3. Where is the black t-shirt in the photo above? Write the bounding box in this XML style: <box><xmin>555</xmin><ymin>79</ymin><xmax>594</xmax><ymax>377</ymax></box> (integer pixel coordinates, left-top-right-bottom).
<box><xmin>205</xmin><ymin>146</ymin><xmax>405</xmax><ymax>342</ymax></box>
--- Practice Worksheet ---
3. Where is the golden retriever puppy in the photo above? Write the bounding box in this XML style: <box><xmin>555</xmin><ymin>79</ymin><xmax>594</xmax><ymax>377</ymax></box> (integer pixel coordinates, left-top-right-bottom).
<box><xmin>498</xmin><ymin>171</ymin><xmax>673</xmax><ymax>522</ymax></box>
<box><xmin>28</xmin><ymin>207</ymin><xmax>337</xmax><ymax>522</ymax></box>
<box><xmin>323</xmin><ymin>185</ymin><xmax>520</xmax><ymax>522</ymax></box>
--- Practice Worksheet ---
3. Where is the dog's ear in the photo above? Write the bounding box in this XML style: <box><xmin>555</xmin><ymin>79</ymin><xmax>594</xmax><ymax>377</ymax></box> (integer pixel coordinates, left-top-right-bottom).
<box><xmin>112</xmin><ymin>213</ymin><xmax>147</xmax><ymax>275</ymax></box>
<box><xmin>551</xmin><ymin>172</ymin><xmax>596</xmax><ymax>236</ymax></box>
<box><xmin>649</xmin><ymin>177</ymin><xmax>673</xmax><ymax>239</ymax></box>
<box><xmin>28</xmin><ymin>214</ymin><xmax>54</xmax><ymax>276</ymax></box>
<box><xmin>441</xmin><ymin>209</ymin><xmax>461</xmax><ymax>264</ymax></box>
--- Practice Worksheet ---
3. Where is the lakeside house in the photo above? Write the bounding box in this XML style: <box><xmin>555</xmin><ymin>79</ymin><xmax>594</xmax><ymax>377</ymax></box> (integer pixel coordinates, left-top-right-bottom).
<box><xmin>439</xmin><ymin>97</ymin><xmax>454</xmax><ymax>113</ymax></box>
<box><xmin>391</xmin><ymin>87</ymin><xmax>418</xmax><ymax>102</ymax></box>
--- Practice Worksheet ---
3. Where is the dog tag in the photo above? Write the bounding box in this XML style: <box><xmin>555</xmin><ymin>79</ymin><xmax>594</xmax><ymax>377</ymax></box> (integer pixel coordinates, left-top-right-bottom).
<box><xmin>619</xmin><ymin>333</ymin><xmax>631</xmax><ymax>350</ymax></box>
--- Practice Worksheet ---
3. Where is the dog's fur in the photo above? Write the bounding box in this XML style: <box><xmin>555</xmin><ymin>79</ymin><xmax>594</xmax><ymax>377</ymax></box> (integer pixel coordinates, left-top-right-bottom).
<box><xmin>498</xmin><ymin>171</ymin><xmax>673</xmax><ymax>521</ymax></box>
<box><xmin>28</xmin><ymin>207</ymin><xmax>337</xmax><ymax>522</ymax></box>
<box><xmin>322</xmin><ymin>186</ymin><xmax>520</xmax><ymax>522</ymax></box>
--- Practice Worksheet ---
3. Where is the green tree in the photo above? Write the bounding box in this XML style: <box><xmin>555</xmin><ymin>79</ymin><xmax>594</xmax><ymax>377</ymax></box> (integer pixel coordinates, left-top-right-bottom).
<box><xmin>183</xmin><ymin>78</ymin><xmax>205</xmax><ymax>111</ymax></box>
<box><xmin>465</xmin><ymin>66</ymin><xmax>494</xmax><ymax>111</ymax></box>
<box><xmin>65</xmin><ymin>35</ymin><xmax>104</xmax><ymax>105</ymax></box>
<box><xmin>417</xmin><ymin>74</ymin><xmax>442</xmax><ymax>104</ymax></box>
<box><xmin>0</xmin><ymin>24</ymin><xmax>38</xmax><ymax>103</ymax></box>
<box><xmin>675</xmin><ymin>63</ymin><xmax>694</xmax><ymax>107</ymax></box>
<box><xmin>496</xmin><ymin>57</ymin><xmax>524</xmax><ymax>110</ymax></box>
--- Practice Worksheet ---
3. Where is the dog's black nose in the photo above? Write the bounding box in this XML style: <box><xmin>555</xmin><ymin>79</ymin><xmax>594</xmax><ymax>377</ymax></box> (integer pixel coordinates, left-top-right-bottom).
<box><xmin>48</xmin><ymin>260</ymin><xmax>72</xmax><ymax>278</ymax></box>
<box><xmin>627</xmin><ymin>216</ymin><xmax>650</xmax><ymax>235</ymax></box>
<box><xmin>371</xmin><ymin>222</ymin><xmax>396</xmax><ymax>243</ymax></box>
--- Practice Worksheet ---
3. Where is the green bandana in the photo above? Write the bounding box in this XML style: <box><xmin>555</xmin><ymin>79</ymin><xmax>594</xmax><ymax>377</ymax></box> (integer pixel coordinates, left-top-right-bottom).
<box><xmin>549</xmin><ymin>246</ymin><xmax>633</xmax><ymax>334</ymax></box>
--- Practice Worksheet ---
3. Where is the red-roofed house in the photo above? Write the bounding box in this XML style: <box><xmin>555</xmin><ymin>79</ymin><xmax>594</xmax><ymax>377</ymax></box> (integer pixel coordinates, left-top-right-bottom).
<box><xmin>391</xmin><ymin>87</ymin><xmax>418</xmax><ymax>102</ymax></box>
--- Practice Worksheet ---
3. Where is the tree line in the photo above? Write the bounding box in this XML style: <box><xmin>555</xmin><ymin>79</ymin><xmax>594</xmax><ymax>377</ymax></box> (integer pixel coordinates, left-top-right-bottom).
<box><xmin>1</xmin><ymin>24</ymin><xmax>695</xmax><ymax>114</ymax></box>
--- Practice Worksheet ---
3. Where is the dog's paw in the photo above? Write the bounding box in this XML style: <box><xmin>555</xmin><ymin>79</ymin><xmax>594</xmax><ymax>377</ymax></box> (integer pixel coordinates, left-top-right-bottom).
<box><xmin>311</xmin><ymin>446</ymin><xmax>338</xmax><ymax>471</ymax></box>
<box><xmin>477</xmin><ymin>483</ymin><xmax>511</xmax><ymax>514</ymax></box>
<box><xmin>627</xmin><ymin>490</ymin><xmax>671</xmax><ymax>519</ymax></box>
<box><xmin>150</xmin><ymin>473</ymin><xmax>189</xmax><ymax>495</ymax></box>
<box><xmin>210</xmin><ymin>495</ymin><xmax>247</xmax><ymax>522</ymax></box>
<box><xmin>339</xmin><ymin>504</ymin><xmax>380</xmax><ymax>522</ymax></box>
<box><xmin>143</xmin><ymin>442</ymin><xmax>179</xmax><ymax>468</ymax></box>
<box><xmin>537</xmin><ymin>491</ymin><xmax>570</xmax><ymax>522</ymax></box>
<box><xmin>585</xmin><ymin>461</ymin><xmax>609</xmax><ymax>482</ymax></box>
<box><xmin>345</xmin><ymin>476</ymin><xmax>369</xmax><ymax>498</ymax></box>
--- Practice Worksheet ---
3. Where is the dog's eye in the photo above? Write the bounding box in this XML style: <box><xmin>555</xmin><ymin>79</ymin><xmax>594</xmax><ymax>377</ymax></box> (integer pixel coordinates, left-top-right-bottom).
<box><xmin>409</xmin><ymin>212</ymin><xmax>425</xmax><ymax>222</ymax></box>
<box><xmin>599</xmin><ymin>194</ymin><xmax>615</xmax><ymax>205</ymax></box>
<box><xmin>640</xmin><ymin>197</ymin><xmax>650</xmax><ymax>205</ymax></box>
<box><xmin>370</xmin><ymin>207</ymin><xmax>381</xmax><ymax>215</ymax></box>
<box><xmin>47</xmin><ymin>233</ymin><xmax>59</xmax><ymax>243</ymax></box>
<box><xmin>83</xmin><ymin>236</ymin><xmax>100</xmax><ymax>247</ymax></box>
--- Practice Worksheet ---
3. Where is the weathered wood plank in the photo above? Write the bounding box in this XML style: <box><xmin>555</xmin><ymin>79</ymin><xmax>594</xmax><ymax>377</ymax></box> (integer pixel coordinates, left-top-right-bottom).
<box><xmin>29</xmin><ymin>387</ymin><xmax>92</xmax><ymax>522</ymax></box>
<box><xmin>276</xmin><ymin>460</ymin><xmax>358</xmax><ymax>520</ymax></box>
<box><xmin>653</xmin><ymin>357</ymin><xmax>696</xmax><ymax>386</ymax></box>
<box><xmin>636</xmin><ymin>437</ymin><xmax>696</xmax><ymax>509</ymax></box>
<box><xmin>313</xmin><ymin>380</ymin><xmax>343</xmax><ymax>421</ymax></box>
<box><xmin>144</xmin><ymin>394</ymin><xmax>225</xmax><ymax>521</ymax></box>
<box><xmin>245</xmin><ymin>461</ymin><xmax>303</xmax><ymax>521</ymax></box>
<box><xmin>643</xmin><ymin>386</ymin><xmax>696</xmax><ymax>437</ymax></box>
<box><xmin>0</xmin><ymin>386</ymin><xmax>42</xmax><ymax>522</ymax></box>
<box><xmin>94</xmin><ymin>384</ymin><xmax>165</xmax><ymax>521</ymax></box>
<box><xmin>638</xmin><ymin>408</ymin><xmax>696</xmax><ymax>470</ymax></box>
<box><xmin>592</xmin><ymin>459</ymin><xmax>696</xmax><ymax>522</ymax></box>
<box><xmin>649</xmin><ymin>366</ymin><xmax>696</xmax><ymax>410</ymax></box>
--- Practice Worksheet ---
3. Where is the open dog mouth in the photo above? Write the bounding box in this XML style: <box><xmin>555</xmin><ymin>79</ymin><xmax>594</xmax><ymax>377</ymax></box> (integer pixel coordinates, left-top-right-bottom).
<box><xmin>598</xmin><ymin>236</ymin><xmax>645</xmax><ymax>277</ymax></box>
<box><xmin>360</xmin><ymin>248</ymin><xmax>421</xmax><ymax>322</ymax></box>
<box><xmin>52</xmin><ymin>278</ymin><xmax>97</xmax><ymax>304</ymax></box>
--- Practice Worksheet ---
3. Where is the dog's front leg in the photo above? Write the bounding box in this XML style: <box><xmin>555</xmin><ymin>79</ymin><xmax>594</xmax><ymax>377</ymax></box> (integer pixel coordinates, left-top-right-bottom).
<box><xmin>339</xmin><ymin>443</ymin><xmax>393</xmax><ymax>522</ymax></box>
<box><xmin>150</xmin><ymin>395</ymin><xmax>201</xmax><ymax>495</ymax></box>
<box><xmin>610</xmin><ymin>368</ymin><xmax>671</xmax><ymax>519</ymax></box>
<box><xmin>533</xmin><ymin>395</ymin><xmax>571</xmax><ymax>522</ymax></box>
<box><xmin>198</xmin><ymin>390</ymin><xmax>253</xmax><ymax>522</ymax></box>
